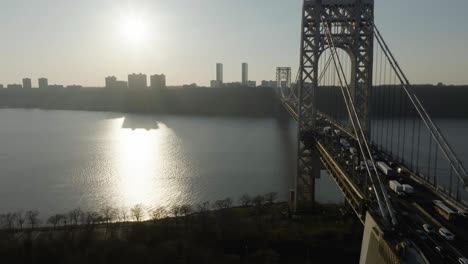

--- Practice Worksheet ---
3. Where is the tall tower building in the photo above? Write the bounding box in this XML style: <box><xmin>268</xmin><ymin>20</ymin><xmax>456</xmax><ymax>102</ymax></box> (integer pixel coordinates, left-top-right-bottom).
<box><xmin>105</xmin><ymin>76</ymin><xmax>117</xmax><ymax>89</ymax></box>
<box><xmin>150</xmin><ymin>74</ymin><xmax>166</xmax><ymax>89</ymax></box>
<box><xmin>216</xmin><ymin>63</ymin><xmax>223</xmax><ymax>84</ymax></box>
<box><xmin>38</xmin><ymin>78</ymin><xmax>48</xmax><ymax>89</ymax></box>
<box><xmin>23</xmin><ymin>78</ymin><xmax>32</xmax><ymax>89</ymax></box>
<box><xmin>242</xmin><ymin>63</ymin><xmax>248</xmax><ymax>85</ymax></box>
<box><xmin>128</xmin><ymin>73</ymin><xmax>147</xmax><ymax>89</ymax></box>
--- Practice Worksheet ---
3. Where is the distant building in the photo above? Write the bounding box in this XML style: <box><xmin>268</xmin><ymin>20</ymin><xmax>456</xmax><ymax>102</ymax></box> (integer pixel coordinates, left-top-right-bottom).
<box><xmin>115</xmin><ymin>81</ymin><xmax>128</xmax><ymax>89</ymax></box>
<box><xmin>261</xmin><ymin>80</ymin><xmax>277</xmax><ymax>88</ymax></box>
<box><xmin>0</xmin><ymin>84</ymin><xmax>3</xmax><ymax>89</ymax></box>
<box><xmin>105</xmin><ymin>76</ymin><xmax>127</xmax><ymax>89</ymax></box>
<box><xmin>128</xmin><ymin>73</ymin><xmax>147</xmax><ymax>89</ymax></box>
<box><xmin>66</xmin><ymin>85</ymin><xmax>82</xmax><ymax>90</ymax></box>
<box><xmin>7</xmin><ymin>84</ymin><xmax>22</xmax><ymax>89</ymax></box>
<box><xmin>38</xmin><ymin>78</ymin><xmax>48</xmax><ymax>89</ymax></box>
<box><xmin>247</xmin><ymin>81</ymin><xmax>256</xmax><ymax>88</ymax></box>
<box><xmin>150</xmin><ymin>74</ymin><xmax>166</xmax><ymax>89</ymax></box>
<box><xmin>210</xmin><ymin>80</ymin><xmax>223</xmax><ymax>88</ymax></box>
<box><xmin>48</xmin><ymin>84</ymin><xmax>64</xmax><ymax>90</ymax></box>
<box><xmin>22</xmin><ymin>78</ymin><xmax>32</xmax><ymax>89</ymax></box>
<box><xmin>225</xmin><ymin>82</ymin><xmax>242</xmax><ymax>88</ymax></box>
<box><xmin>242</xmin><ymin>63</ymin><xmax>248</xmax><ymax>85</ymax></box>
<box><xmin>182</xmin><ymin>83</ymin><xmax>198</xmax><ymax>88</ymax></box>
<box><xmin>216</xmin><ymin>63</ymin><xmax>223</xmax><ymax>84</ymax></box>
<box><xmin>105</xmin><ymin>76</ymin><xmax>117</xmax><ymax>89</ymax></box>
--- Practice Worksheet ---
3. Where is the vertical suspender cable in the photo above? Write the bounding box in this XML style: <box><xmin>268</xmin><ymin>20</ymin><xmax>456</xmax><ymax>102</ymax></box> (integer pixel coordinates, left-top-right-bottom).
<box><xmin>378</xmin><ymin>47</ymin><xmax>384</xmax><ymax>150</ymax></box>
<box><xmin>390</xmin><ymin>74</ymin><xmax>397</xmax><ymax>157</ymax></box>
<box><xmin>396</xmin><ymin>79</ymin><xmax>403</xmax><ymax>160</ymax></box>
<box><xmin>427</xmin><ymin>135</ymin><xmax>433</xmax><ymax>184</ymax></box>
<box><xmin>373</xmin><ymin>23</ymin><xmax>468</xmax><ymax>195</ymax></box>
<box><xmin>322</xmin><ymin>18</ymin><xmax>398</xmax><ymax>227</ymax></box>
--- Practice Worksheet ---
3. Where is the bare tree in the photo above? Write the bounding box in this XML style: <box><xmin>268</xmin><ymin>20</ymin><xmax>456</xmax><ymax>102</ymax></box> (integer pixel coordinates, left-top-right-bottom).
<box><xmin>197</xmin><ymin>201</ymin><xmax>210</xmax><ymax>213</ymax></box>
<box><xmin>16</xmin><ymin>211</ymin><xmax>26</xmax><ymax>231</ymax></box>
<box><xmin>25</xmin><ymin>210</ymin><xmax>40</xmax><ymax>230</ymax></box>
<box><xmin>130</xmin><ymin>204</ymin><xmax>144</xmax><ymax>222</ymax></box>
<box><xmin>47</xmin><ymin>214</ymin><xmax>64</xmax><ymax>229</ymax></box>
<box><xmin>223</xmin><ymin>198</ymin><xmax>233</xmax><ymax>209</ymax></box>
<box><xmin>239</xmin><ymin>194</ymin><xmax>252</xmax><ymax>207</ymax></box>
<box><xmin>3</xmin><ymin>212</ymin><xmax>17</xmax><ymax>231</ymax></box>
<box><xmin>213</xmin><ymin>200</ymin><xmax>224</xmax><ymax>210</ymax></box>
<box><xmin>85</xmin><ymin>211</ymin><xmax>101</xmax><ymax>227</ymax></box>
<box><xmin>179</xmin><ymin>205</ymin><xmax>192</xmax><ymax>217</ymax></box>
<box><xmin>252</xmin><ymin>195</ymin><xmax>265</xmax><ymax>207</ymax></box>
<box><xmin>149</xmin><ymin>207</ymin><xmax>167</xmax><ymax>224</ymax></box>
<box><xmin>68</xmin><ymin>208</ymin><xmax>82</xmax><ymax>226</ymax></box>
<box><xmin>264</xmin><ymin>192</ymin><xmax>278</xmax><ymax>204</ymax></box>
<box><xmin>213</xmin><ymin>198</ymin><xmax>233</xmax><ymax>210</ymax></box>
<box><xmin>171</xmin><ymin>205</ymin><xmax>180</xmax><ymax>218</ymax></box>
<box><xmin>100</xmin><ymin>206</ymin><xmax>117</xmax><ymax>227</ymax></box>
<box><xmin>119</xmin><ymin>208</ymin><xmax>128</xmax><ymax>223</ymax></box>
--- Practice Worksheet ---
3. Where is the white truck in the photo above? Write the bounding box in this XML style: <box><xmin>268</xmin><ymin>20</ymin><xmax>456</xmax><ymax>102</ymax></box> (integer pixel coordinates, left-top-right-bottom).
<box><xmin>377</xmin><ymin>161</ymin><xmax>393</xmax><ymax>177</ymax></box>
<box><xmin>402</xmin><ymin>184</ymin><xmax>415</xmax><ymax>194</ymax></box>
<box><xmin>389</xmin><ymin>180</ymin><xmax>405</xmax><ymax>196</ymax></box>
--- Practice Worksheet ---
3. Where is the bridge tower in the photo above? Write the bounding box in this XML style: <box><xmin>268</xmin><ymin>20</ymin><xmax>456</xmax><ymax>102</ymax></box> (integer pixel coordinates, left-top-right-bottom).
<box><xmin>276</xmin><ymin>67</ymin><xmax>292</xmax><ymax>90</ymax></box>
<box><xmin>294</xmin><ymin>0</ymin><xmax>374</xmax><ymax>211</ymax></box>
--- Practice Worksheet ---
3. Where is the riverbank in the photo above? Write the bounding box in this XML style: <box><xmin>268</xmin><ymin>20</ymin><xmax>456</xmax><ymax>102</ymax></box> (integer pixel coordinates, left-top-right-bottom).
<box><xmin>1</xmin><ymin>84</ymin><xmax>468</xmax><ymax>118</ymax></box>
<box><xmin>0</xmin><ymin>203</ymin><xmax>363</xmax><ymax>264</ymax></box>
<box><xmin>0</xmin><ymin>87</ymin><xmax>282</xmax><ymax>118</ymax></box>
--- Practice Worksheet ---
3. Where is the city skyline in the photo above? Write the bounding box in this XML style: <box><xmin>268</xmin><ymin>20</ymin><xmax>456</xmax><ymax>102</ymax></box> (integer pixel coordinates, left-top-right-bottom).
<box><xmin>1</xmin><ymin>0</ymin><xmax>468</xmax><ymax>86</ymax></box>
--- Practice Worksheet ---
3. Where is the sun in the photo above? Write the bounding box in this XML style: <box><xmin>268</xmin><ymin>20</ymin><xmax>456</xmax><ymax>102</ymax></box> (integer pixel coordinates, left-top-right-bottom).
<box><xmin>121</xmin><ymin>15</ymin><xmax>149</xmax><ymax>44</ymax></box>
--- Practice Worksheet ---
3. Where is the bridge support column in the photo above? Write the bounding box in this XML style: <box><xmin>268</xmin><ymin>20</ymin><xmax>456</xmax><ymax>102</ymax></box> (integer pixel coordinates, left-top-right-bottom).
<box><xmin>292</xmin><ymin>143</ymin><xmax>322</xmax><ymax>212</ymax></box>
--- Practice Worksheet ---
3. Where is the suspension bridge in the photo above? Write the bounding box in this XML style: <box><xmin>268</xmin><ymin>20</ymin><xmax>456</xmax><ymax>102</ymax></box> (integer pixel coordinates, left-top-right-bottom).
<box><xmin>280</xmin><ymin>0</ymin><xmax>468</xmax><ymax>263</ymax></box>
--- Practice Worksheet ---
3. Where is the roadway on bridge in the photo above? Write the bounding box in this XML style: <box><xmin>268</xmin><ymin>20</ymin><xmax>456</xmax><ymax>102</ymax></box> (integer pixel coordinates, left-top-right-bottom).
<box><xmin>313</xmin><ymin>116</ymin><xmax>468</xmax><ymax>263</ymax></box>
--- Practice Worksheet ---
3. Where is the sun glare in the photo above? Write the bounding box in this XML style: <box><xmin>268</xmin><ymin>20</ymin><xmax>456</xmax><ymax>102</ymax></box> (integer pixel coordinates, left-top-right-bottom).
<box><xmin>121</xmin><ymin>15</ymin><xmax>149</xmax><ymax>44</ymax></box>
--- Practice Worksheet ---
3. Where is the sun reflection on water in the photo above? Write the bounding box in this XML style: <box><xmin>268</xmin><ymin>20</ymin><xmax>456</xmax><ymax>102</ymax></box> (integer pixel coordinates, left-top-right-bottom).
<box><xmin>112</xmin><ymin>117</ymin><xmax>175</xmax><ymax>211</ymax></box>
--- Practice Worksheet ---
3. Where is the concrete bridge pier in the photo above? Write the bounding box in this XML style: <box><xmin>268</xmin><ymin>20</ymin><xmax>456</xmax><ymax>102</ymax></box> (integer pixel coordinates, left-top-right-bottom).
<box><xmin>360</xmin><ymin>212</ymin><xmax>400</xmax><ymax>264</ymax></box>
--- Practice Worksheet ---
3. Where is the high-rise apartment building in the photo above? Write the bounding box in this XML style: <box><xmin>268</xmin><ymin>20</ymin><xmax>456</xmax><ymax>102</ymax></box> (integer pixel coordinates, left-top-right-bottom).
<box><xmin>38</xmin><ymin>78</ymin><xmax>48</xmax><ymax>89</ymax></box>
<box><xmin>242</xmin><ymin>63</ymin><xmax>248</xmax><ymax>85</ymax></box>
<box><xmin>150</xmin><ymin>74</ymin><xmax>166</xmax><ymax>89</ymax></box>
<box><xmin>105</xmin><ymin>76</ymin><xmax>117</xmax><ymax>89</ymax></box>
<box><xmin>128</xmin><ymin>73</ymin><xmax>147</xmax><ymax>89</ymax></box>
<box><xmin>216</xmin><ymin>63</ymin><xmax>223</xmax><ymax>84</ymax></box>
<box><xmin>23</xmin><ymin>78</ymin><xmax>32</xmax><ymax>89</ymax></box>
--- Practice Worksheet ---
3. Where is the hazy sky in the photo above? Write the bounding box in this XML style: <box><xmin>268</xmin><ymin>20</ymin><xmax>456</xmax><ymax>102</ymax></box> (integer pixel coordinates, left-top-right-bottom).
<box><xmin>1</xmin><ymin>0</ymin><xmax>467</xmax><ymax>87</ymax></box>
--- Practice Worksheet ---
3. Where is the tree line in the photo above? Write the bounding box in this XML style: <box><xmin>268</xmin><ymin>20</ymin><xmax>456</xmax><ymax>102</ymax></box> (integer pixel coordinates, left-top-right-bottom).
<box><xmin>0</xmin><ymin>192</ymin><xmax>279</xmax><ymax>232</ymax></box>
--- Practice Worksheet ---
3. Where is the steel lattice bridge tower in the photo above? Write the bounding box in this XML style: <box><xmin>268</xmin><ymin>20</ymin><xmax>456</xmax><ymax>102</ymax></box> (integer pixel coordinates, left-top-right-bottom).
<box><xmin>294</xmin><ymin>0</ymin><xmax>374</xmax><ymax>211</ymax></box>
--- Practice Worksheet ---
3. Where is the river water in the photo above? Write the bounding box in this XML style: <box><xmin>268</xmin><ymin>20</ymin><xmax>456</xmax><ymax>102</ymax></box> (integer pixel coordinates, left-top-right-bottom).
<box><xmin>0</xmin><ymin>109</ymin><xmax>466</xmax><ymax>218</ymax></box>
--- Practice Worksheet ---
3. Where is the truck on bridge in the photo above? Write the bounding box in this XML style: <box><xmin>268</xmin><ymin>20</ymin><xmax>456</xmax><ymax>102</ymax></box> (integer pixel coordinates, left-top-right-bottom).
<box><xmin>377</xmin><ymin>161</ymin><xmax>393</xmax><ymax>177</ymax></box>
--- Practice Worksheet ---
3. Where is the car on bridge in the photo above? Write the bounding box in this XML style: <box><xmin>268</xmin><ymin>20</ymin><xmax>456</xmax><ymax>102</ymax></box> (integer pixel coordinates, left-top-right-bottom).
<box><xmin>422</xmin><ymin>224</ymin><xmax>433</xmax><ymax>233</ymax></box>
<box><xmin>438</xmin><ymin>227</ymin><xmax>455</xmax><ymax>241</ymax></box>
